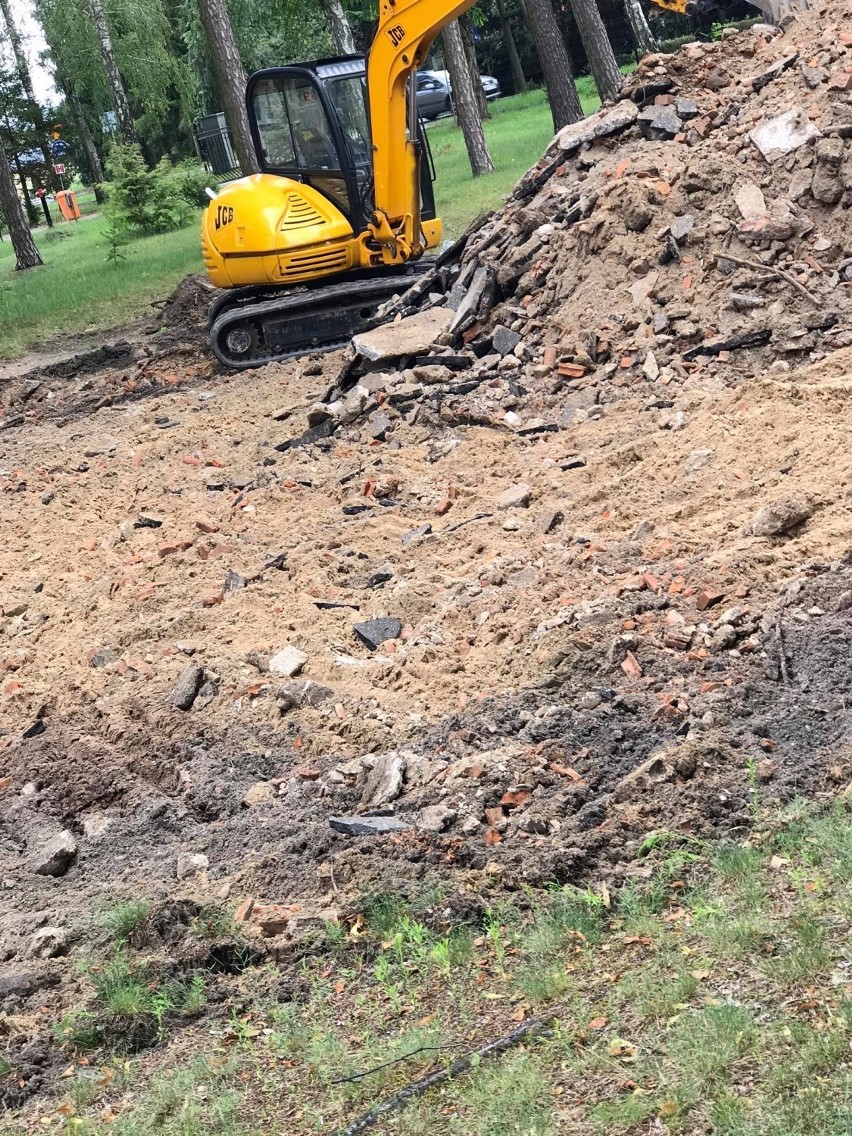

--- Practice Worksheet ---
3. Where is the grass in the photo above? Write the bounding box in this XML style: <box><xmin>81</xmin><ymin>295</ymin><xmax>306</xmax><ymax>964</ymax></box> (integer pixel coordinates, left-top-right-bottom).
<box><xmin>0</xmin><ymin>216</ymin><xmax>203</xmax><ymax>359</ymax></box>
<box><xmin>0</xmin><ymin>81</ymin><xmax>606</xmax><ymax>362</ymax></box>
<box><xmin>28</xmin><ymin>799</ymin><xmax>852</xmax><ymax>1135</ymax></box>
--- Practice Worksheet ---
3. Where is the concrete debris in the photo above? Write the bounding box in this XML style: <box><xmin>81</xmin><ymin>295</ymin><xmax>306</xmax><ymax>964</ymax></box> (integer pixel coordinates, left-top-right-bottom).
<box><xmin>268</xmin><ymin>645</ymin><xmax>309</xmax><ymax>678</ymax></box>
<box><xmin>353</xmin><ymin>308</ymin><xmax>453</xmax><ymax>363</ymax></box>
<box><xmin>33</xmin><ymin>831</ymin><xmax>77</xmax><ymax>877</ymax></box>
<box><xmin>329</xmin><ymin>815</ymin><xmax>412</xmax><ymax>836</ymax></box>
<box><xmin>176</xmin><ymin>852</ymin><xmax>209</xmax><ymax>879</ymax></box>
<box><xmin>173</xmin><ymin>664</ymin><xmax>204</xmax><ymax>710</ymax></box>
<box><xmin>749</xmin><ymin>108</ymin><xmax>821</xmax><ymax>161</ymax></box>
<box><xmin>749</xmin><ymin>496</ymin><xmax>814</xmax><ymax>536</ymax></box>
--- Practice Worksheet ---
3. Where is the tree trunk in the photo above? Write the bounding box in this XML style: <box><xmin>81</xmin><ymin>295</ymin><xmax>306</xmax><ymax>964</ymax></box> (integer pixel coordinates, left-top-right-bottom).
<box><xmin>522</xmin><ymin>0</ymin><xmax>584</xmax><ymax>132</ymax></box>
<box><xmin>623</xmin><ymin>0</ymin><xmax>657</xmax><ymax>55</ymax></box>
<box><xmin>322</xmin><ymin>0</ymin><xmax>356</xmax><ymax>54</ymax></box>
<box><xmin>0</xmin><ymin>142</ymin><xmax>42</xmax><ymax>269</ymax></box>
<box><xmin>0</xmin><ymin>0</ymin><xmax>56</xmax><ymax>179</ymax></box>
<box><xmin>60</xmin><ymin>76</ymin><xmax>107</xmax><ymax>204</ymax></box>
<box><xmin>568</xmin><ymin>0</ymin><xmax>622</xmax><ymax>104</ymax></box>
<box><xmin>196</xmin><ymin>0</ymin><xmax>258</xmax><ymax>174</ymax></box>
<box><xmin>442</xmin><ymin>22</ymin><xmax>495</xmax><ymax>177</ymax></box>
<box><xmin>496</xmin><ymin>0</ymin><xmax>528</xmax><ymax>95</ymax></box>
<box><xmin>87</xmin><ymin>0</ymin><xmax>136</xmax><ymax>142</ymax></box>
<box><xmin>459</xmin><ymin>14</ymin><xmax>489</xmax><ymax>120</ymax></box>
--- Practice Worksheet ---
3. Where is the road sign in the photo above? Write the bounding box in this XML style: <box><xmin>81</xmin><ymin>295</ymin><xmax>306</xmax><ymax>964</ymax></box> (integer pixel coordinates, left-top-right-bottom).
<box><xmin>53</xmin><ymin>163</ymin><xmax>66</xmax><ymax>174</ymax></box>
<box><xmin>50</xmin><ymin>139</ymin><xmax>69</xmax><ymax>158</ymax></box>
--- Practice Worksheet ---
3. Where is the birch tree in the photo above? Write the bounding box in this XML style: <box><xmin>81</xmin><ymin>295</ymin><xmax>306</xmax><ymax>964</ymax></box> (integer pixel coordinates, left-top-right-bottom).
<box><xmin>0</xmin><ymin>140</ymin><xmax>42</xmax><ymax>268</ymax></box>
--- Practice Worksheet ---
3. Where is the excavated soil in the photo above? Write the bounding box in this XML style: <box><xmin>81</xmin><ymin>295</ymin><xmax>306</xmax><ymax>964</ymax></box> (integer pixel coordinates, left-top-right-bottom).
<box><xmin>3</xmin><ymin>0</ymin><xmax>852</xmax><ymax>1117</ymax></box>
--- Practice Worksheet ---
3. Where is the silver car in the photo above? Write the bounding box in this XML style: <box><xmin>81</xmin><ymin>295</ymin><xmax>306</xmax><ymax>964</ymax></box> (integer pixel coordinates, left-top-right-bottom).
<box><xmin>415</xmin><ymin>69</ymin><xmax>501</xmax><ymax>120</ymax></box>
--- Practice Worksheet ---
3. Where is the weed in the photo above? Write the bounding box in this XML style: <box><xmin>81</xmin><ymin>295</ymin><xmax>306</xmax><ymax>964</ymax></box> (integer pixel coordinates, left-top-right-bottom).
<box><xmin>99</xmin><ymin>898</ymin><xmax>152</xmax><ymax>941</ymax></box>
<box><xmin>190</xmin><ymin>905</ymin><xmax>236</xmax><ymax>941</ymax></box>
<box><xmin>666</xmin><ymin>1003</ymin><xmax>756</xmax><ymax>1101</ymax></box>
<box><xmin>449</xmin><ymin>1051</ymin><xmax>554</xmax><ymax>1135</ymax></box>
<box><xmin>518</xmin><ymin>962</ymin><xmax>572</xmax><ymax>1003</ymax></box>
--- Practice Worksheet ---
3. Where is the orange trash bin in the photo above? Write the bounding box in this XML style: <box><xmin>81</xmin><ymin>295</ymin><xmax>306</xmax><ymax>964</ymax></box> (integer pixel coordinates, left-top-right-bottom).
<box><xmin>56</xmin><ymin>190</ymin><xmax>81</xmax><ymax>221</ymax></box>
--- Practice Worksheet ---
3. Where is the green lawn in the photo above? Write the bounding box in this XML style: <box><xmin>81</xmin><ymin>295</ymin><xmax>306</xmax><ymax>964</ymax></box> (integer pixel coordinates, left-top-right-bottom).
<box><xmin>0</xmin><ymin>82</ymin><xmax>603</xmax><ymax>361</ymax></box>
<box><xmin>0</xmin><ymin>217</ymin><xmax>204</xmax><ymax>359</ymax></box>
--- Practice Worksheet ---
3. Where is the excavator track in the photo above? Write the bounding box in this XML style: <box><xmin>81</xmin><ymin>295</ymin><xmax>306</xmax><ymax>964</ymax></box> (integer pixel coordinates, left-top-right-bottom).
<box><xmin>208</xmin><ymin>263</ymin><xmax>432</xmax><ymax>370</ymax></box>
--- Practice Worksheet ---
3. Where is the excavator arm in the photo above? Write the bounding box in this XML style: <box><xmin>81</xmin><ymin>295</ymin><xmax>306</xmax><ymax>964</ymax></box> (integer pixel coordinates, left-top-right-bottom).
<box><xmin>366</xmin><ymin>0</ymin><xmax>480</xmax><ymax>263</ymax></box>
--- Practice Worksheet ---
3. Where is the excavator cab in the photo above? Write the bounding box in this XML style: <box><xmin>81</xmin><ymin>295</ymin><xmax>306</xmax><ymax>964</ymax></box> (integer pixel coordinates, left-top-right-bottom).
<box><xmin>247</xmin><ymin>59</ymin><xmax>436</xmax><ymax>232</ymax></box>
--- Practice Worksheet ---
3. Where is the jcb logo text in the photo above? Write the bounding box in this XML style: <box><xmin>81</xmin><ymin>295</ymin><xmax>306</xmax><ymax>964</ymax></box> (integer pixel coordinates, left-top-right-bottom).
<box><xmin>215</xmin><ymin>205</ymin><xmax>234</xmax><ymax>230</ymax></box>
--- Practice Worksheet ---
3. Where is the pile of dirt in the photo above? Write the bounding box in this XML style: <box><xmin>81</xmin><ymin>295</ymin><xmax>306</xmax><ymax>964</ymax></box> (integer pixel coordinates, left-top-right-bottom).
<box><xmin>376</xmin><ymin>0</ymin><xmax>852</xmax><ymax>413</ymax></box>
<box><xmin>153</xmin><ymin>272</ymin><xmax>215</xmax><ymax>345</ymax></box>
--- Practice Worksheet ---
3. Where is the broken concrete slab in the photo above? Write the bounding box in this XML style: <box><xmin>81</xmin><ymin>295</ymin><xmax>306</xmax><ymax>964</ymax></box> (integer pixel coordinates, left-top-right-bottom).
<box><xmin>352</xmin><ymin>307</ymin><xmax>453</xmax><ymax>363</ymax></box>
<box><xmin>749</xmin><ymin>108</ymin><xmax>821</xmax><ymax>162</ymax></box>
<box><xmin>360</xmin><ymin>751</ymin><xmax>406</xmax><ymax>808</ymax></box>
<box><xmin>553</xmin><ymin>99</ymin><xmax>638</xmax><ymax>153</ymax></box>
<box><xmin>329</xmin><ymin>815</ymin><xmax>412</xmax><ymax>836</ymax></box>
<box><xmin>637</xmin><ymin>106</ymin><xmax>683</xmax><ymax>141</ymax></box>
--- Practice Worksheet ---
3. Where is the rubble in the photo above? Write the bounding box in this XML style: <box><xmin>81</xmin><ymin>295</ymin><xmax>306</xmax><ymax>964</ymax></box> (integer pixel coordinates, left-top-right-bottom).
<box><xmin>33</xmin><ymin>832</ymin><xmax>76</xmax><ymax>877</ymax></box>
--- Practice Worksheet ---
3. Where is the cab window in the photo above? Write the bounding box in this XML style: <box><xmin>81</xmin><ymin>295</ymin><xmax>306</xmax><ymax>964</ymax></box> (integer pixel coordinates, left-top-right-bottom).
<box><xmin>252</xmin><ymin>74</ymin><xmax>339</xmax><ymax>172</ymax></box>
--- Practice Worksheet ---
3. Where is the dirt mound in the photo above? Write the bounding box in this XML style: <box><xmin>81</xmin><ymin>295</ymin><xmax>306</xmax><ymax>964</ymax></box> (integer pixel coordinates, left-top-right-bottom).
<box><xmin>154</xmin><ymin>272</ymin><xmax>215</xmax><ymax>342</ymax></box>
<box><xmin>389</xmin><ymin>0</ymin><xmax>852</xmax><ymax>398</ymax></box>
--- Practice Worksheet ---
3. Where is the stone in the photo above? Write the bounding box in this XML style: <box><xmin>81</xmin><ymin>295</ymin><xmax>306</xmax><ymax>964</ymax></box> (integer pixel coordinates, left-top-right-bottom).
<box><xmin>361</xmin><ymin>752</ymin><xmax>406</xmax><ymax>808</ymax></box>
<box><xmin>686</xmin><ymin>448</ymin><xmax>714</xmax><ymax>472</ymax></box>
<box><xmin>196</xmin><ymin>680</ymin><xmax>218</xmax><ymax>708</ymax></box>
<box><xmin>417</xmin><ymin>804</ymin><xmax>457</xmax><ymax>832</ymax></box>
<box><xmin>492</xmin><ymin>325</ymin><xmax>522</xmax><ymax>357</ymax></box>
<box><xmin>627</xmin><ymin>271</ymin><xmax>658</xmax><ymax>309</ymax></box>
<box><xmin>710</xmin><ymin>624</ymin><xmax>738</xmax><ymax>652</ymax></box>
<box><xmin>277</xmin><ymin>680</ymin><xmax>334</xmax><ymax>710</ymax></box>
<box><xmin>554</xmin><ymin>99</ymin><xmax>638</xmax><ymax>152</ymax></box>
<box><xmin>329</xmin><ymin>815</ymin><xmax>412</xmax><ymax>836</ymax></box>
<box><xmin>412</xmin><ymin>364</ymin><xmax>453</xmax><ymax>385</ymax></box>
<box><xmin>353</xmin><ymin>308</ymin><xmax>453</xmax><ymax>362</ymax></box>
<box><xmin>749</xmin><ymin>108</ymin><xmax>821</xmax><ymax>162</ymax></box>
<box><xmin>268</xmin><ymin>646</ymin><xmax>309</xmax><ymax>678</ymax></box>
<box><xmin>176</xmin><ymin>852</ymin><xmax>209</xmax><ymax>880</ymax></box>
<box><xmin>403</xmin><ymin>523</ymin><xmax>432</xmax><ymax>545</ymax></box>
<box><xmin>801</xmin><ymin>64</ymin><xmax>827</xmax><ymax>90</ymax></box>
<box><xmin>642</xmin><ymin>350</ymin><xmax>660</xmax><ymax>382</ymax></box>
<box><xmin>89</xmin><ymin>646</ymin><xmax>117</xmax><ymax>668</ymax></box>
<box><xmin>749</xmin><ymin>496</ymin><xmax>813</xmax><ymax>536</ymax></box>
<box><xmin>173</xmin><ymin>664</ymin><xmax>204</xmax><ymax>710</ymax></box>
<box><xmin>243</xmin><ymin>781</ymin><xmax>277</xmax><ymax>807</ymax></box>
<box><xmin>27</xmin><ymin>927</ymin><xmax>67</xmax><ymax>959</ymax></box>
<box><xmin>535</xmin><ymin>508</ymin><xmax>564</xmax><ymax>535</ymax></box>
<box><xmin>496</xmin><ymin>483</ymin><xmax>532</xmax><ymax>510</ymax></box>
<box><xmin>353</xmin><ymin>617</ymin><xmax>402</xmax><ymax>650</ymax></box>
<box><xmin>733</xmin><ymin>181</ymin><xmax>767</xmax><ymax>220</ymax></box>
<box><xmin>669</xmin><ymin>214</ymin><xmax>694</xmax><ymax>244</ymax></box>
<box><xmin>625</xmin><ymin>204</ymin><xmax>653</xmax><ymax>232</ymax></box>
<box><xmin>637</xmin><ymin>106</ymin><xmax>683</xmax><ymax>141</ymax></box>
<box><xmin>34</xmin><ymin>830</ymin><xmax>77</xmax><ymax>877</ymax></box>
<box><xmin>675</xmin><ymin>97</ymin><xmax>700</xmax><ymax>119</ymax></box>
<box><xmin>460</xmin><ymin>815</ymin><xmax>481</xmax><ymax>835</ymax></box>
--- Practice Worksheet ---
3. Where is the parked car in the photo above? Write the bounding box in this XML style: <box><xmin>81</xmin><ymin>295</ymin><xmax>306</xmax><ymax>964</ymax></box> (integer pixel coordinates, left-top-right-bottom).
<box><xmin>415</xmin><ymin>69</ymin><xmax>501</xmax><ymax>120</ymax></box>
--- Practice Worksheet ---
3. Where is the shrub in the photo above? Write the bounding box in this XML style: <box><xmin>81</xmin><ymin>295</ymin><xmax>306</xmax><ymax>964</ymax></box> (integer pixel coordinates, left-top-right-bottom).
<box><xmin>104</xmin><ymin>142</ymin><xmax>207</xmax><ymax>236</ymax></box>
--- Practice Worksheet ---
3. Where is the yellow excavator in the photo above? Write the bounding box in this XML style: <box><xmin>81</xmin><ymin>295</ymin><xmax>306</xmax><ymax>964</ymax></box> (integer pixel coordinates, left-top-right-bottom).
<box><xmin>649</xmin><ymin>0</ymin><xmax>808</xmax><ymax>21</ymax></box>
<box><xmin>201</xmin><ymin>0</ymin><xmax>478</xmax><ymax>369</ymax></box>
